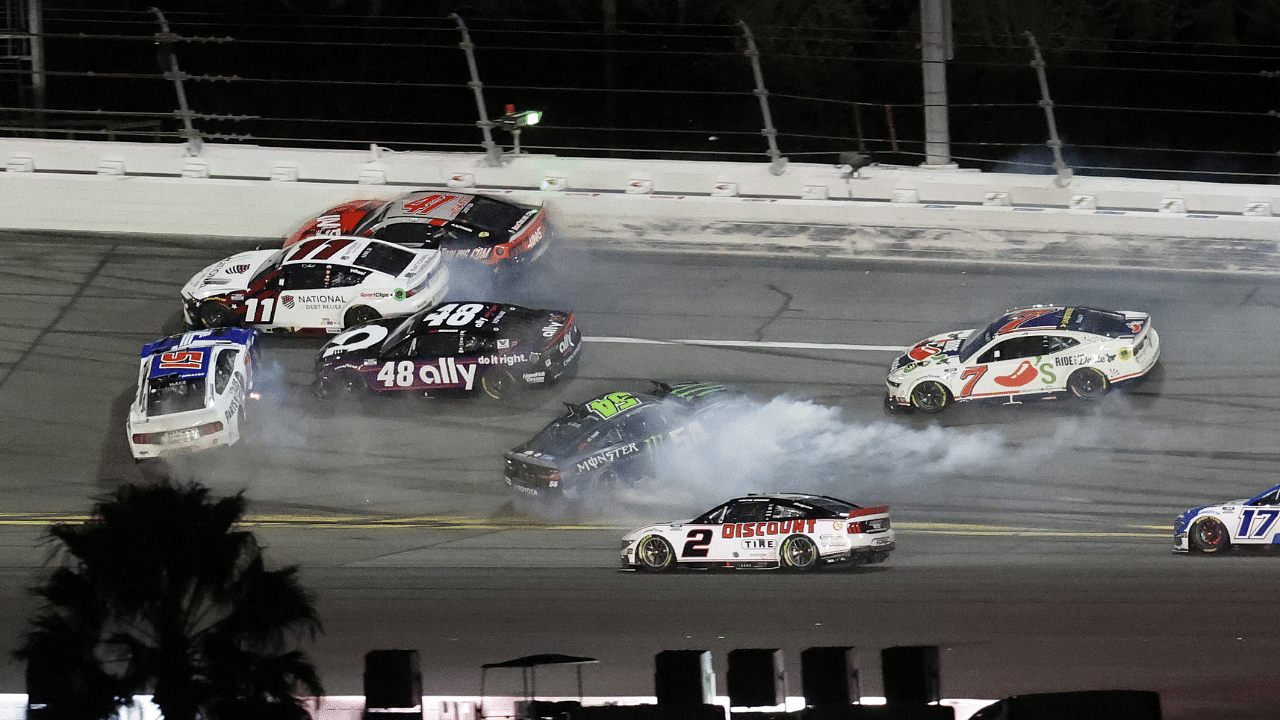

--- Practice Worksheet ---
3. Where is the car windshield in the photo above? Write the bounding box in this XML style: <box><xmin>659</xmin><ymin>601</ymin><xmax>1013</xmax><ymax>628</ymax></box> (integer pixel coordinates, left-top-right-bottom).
<box><xmin>383</xmin><ymin>314</ymin><xmax>417</xmax><ymax>352</ymax></box>
<box><xmin>353</xmin><ymin>242</ymin><xmax>415</xmax><ymax>276</ymax></box>
<box><xmin>958</xmin><ymin>318</ymin><xmax>1003</xmax><ymax>362</ymax></box>
<box><xmin>145</xmin><ymin>375</ymin><xmax>207</xmax><ymax>416</ymax></box>
<box><xmin>461</xmin><ymin>196</ymin><xmax>531</xmax><ymax>231</ymax></box>
<box><xmin>528</xmin><ymin>414</ymin><xmax>599</xmax><ymax>454</ymax></box>
<box><xmin>248</xmin><ymin>249</ymin><xmax>287</xmax><ymax>287</ymax></box>
<box><xmin>351</xmin><ymin>203</ymin><xmax>393</xmax><ymax>236</ymax></box>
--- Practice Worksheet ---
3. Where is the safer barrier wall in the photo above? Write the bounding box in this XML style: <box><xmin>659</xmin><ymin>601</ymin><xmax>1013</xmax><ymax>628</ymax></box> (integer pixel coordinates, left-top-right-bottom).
<box><xmin>2</xmin><ymin>138</ymin><xmax>1279</xmax><ymax>272</ymax></box>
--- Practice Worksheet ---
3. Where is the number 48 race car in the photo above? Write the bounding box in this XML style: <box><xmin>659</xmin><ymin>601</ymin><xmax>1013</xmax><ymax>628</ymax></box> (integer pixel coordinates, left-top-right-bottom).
<box><xmin>314</xmin><ymin>301</ymin><xmax>581</xmax><ymax>401</ymax></box>
<box><xmin>621</xmin><ymin>493</ymin><xmax>895</xmax><ymax>572</ymax></box>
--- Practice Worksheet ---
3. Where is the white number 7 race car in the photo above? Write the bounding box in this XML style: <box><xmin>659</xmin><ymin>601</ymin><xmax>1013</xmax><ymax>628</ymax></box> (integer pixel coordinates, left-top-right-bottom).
<box><xmin>1175</xmin><ymin>484</ymin><xmax>1280</xmax><ymax>553</ymax></box>
<box><xmin>621</xmin><ymin>493</ymin><xmax>894</xmax><ymax>572</ymax></box>
<box><xmin>885</xmin><ymin>305</ymin><xmax>1160</xmax><ymax>413</ymax></box>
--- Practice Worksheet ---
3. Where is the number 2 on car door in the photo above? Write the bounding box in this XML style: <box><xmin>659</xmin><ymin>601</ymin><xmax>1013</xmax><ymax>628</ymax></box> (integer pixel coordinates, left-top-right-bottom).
<box><xmin>682</xmin><ymin>529</ymin><xmax>712</xmax><ymax>558</ymax></box>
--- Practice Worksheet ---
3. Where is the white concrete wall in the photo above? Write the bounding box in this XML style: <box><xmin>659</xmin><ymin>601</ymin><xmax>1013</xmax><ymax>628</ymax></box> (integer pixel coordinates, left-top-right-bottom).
<box><xmin>1</xmin><ymin>138</ymin><xmax>1278</xmax><ymax>251</ymax></box>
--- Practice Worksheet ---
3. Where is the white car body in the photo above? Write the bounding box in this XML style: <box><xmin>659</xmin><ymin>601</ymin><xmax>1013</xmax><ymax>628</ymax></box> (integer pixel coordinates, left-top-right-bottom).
<box><xmin>1174</xmin><ymin>484</ymin><xmax>1280</xmax><ymax>553</ymax></box>
<box><xmin>620</xmin><ymin>493</ymin><xmax>895</xmax><ymax>572</ymax></box>
<box><xmin>885</xmin><ymin>305</ymin><xmax>1160</xmax><ymax>412</ymax></box>
<box><xmin>127</xmin><ymin>328</ymin><xmax>260</xmax><ymax>459</ymax></box>
<box><xmin>181</xmin><ymin>235</ymin><xmax>449</xmax><ymax>333</ymax></box>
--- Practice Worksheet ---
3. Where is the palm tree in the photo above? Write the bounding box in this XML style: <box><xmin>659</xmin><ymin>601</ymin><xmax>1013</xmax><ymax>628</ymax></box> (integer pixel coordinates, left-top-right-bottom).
<box><xmin>17</xmin><ymin>481</ymin><xmax>324</xmax><ymax>720</ymax></box>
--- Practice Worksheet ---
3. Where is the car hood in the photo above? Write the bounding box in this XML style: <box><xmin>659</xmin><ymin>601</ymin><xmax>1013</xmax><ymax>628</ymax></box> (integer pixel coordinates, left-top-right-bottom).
<box><xmin>890</xmin><ymin>329</ymin><xmax>971</xmax><ymax>372</ymax></box>
<box><xmin>622</xmin><ymin>520</ymin><xmax>694</xmax><ymax>540</ymax></box>
<box><xmin>317</xmin><ymin>317</ymin><xmax>404</xmax><ymax>365</ymax></box>
<box><xmin>182</xmin><ymin>250</ymin><xmax>279</xmax><ymax>300</ymax></box>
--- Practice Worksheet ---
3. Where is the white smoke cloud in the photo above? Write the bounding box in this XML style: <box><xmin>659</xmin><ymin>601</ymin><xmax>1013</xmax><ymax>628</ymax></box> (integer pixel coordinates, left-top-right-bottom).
<box><xmin>580</xmin><ymin>394</ymin><xmax>1101</xmax><ymax>523</ymax></box>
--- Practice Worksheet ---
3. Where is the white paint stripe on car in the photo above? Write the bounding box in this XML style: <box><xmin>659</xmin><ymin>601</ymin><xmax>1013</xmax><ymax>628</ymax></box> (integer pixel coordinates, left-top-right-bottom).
<box><xmin>586</xmin><ymin>336</ymin><xmax>907</xmax><ymax>352</ymax></box>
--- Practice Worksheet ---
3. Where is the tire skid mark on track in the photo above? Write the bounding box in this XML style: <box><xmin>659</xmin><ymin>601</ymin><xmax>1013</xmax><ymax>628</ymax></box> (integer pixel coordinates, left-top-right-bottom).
<box><xmin>0</xmin><ymin>244</ymin><xmax>117</xmax><ymax>392</ymax></box>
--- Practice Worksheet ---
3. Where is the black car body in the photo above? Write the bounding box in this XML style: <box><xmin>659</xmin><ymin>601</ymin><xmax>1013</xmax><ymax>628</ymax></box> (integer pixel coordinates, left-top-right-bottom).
<box><xmin>314</xmin><ymin>301</ymin><xmax>581</xmax><ymax>400</ymax></box>
<box><xmin>504</xmin><ymin>382</ymin><xmax>746</xmax><ymax>500</ymax></box>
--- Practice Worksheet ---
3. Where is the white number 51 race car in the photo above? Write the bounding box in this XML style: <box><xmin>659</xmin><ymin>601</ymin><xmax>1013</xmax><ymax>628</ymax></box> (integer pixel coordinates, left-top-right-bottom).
<box><xmin>621</xmin><ymin>493</ymin><xmax>894</xmax><ymax>572</ymax></box>
<box><xmin>885</xmin><ymin>305</ymin><xmax>1160</xmax><ymax>413</ymax></box>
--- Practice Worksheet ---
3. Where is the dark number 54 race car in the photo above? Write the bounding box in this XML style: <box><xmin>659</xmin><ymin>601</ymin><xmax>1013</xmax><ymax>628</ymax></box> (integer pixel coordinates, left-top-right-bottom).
<box><xmin>504</xmin><ymin>382</ymin><xmax>747</xmax><ymax>500</ymax></box>
<box><xmin>621</xmin><ymin>493</ymin><xmax>895</xmax><ymax>572</ymax></box>
<box><xmin>314</xmin><ymin>301</ymin><xmax>581</xmax><ymax>401</ymax></box>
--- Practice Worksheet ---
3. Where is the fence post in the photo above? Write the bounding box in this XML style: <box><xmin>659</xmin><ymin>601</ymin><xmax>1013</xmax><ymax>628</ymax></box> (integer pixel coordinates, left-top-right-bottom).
<box><xmin>737</xmin><ymin>20</ymin><xmax>788</xmax><ymax>176</ymax></box>
<box><xmin>919</xmin><ymin>0</ymin><xmax>952</xmax><ymax>165</ymax></box>
<box><xmin>149</xmin><ymin>7</ymin><xmax>201</xmax><ymax>156</ymax></box>
<box><xmin>1025</xmin><ymin>31</ymin><xmax>1073</xmax><ymax>187</ymax></box>
<box><xmin>450</xmin><ymin>14</ymin><xmax>503</xmax><ymax>167</ymax></box>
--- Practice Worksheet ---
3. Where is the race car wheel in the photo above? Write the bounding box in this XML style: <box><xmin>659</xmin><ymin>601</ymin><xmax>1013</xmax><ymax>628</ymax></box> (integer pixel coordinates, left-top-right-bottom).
<box><xmin>780</xmin><ymin>535</ymin><xmax>819</xmax><ymax>572</ymax></box>
<box><xmin>1067</xmin><ymin>367</ymin><xmax>1110</xmax><ymax>399</ymax></box>
<box><xmin>636</xmin><ymin>535</ymin><xmax>675</xmax><ymax>573</ymax></box>
<box><xmin>198</xmin><ymin>301</ymin><xmax>236</xmax><ymax>329</ymax></box>
<box><xmin>323</xmin><ymin>370</ymin><xmax>365</xmax><ymax>400</ymax></box>
<box><xmin>589</xmin><ymin>469</ymin><xmax>621</xmax><ymax>497</ymax></box>
<box><xmin>910</xmin><ymin>381</ymin><xmax>950</xmax><ymax>414</ymax></box>
<box><xmin>1190</xmin><ymin>518</ymin><xmax>1231</xmax><ymax>553</ymax></box>
<box><xmin>343</xmin><ymin>305</ymin><xmax>380</xmax><ymax>329</ymax></box>
<box><xmin>480</xmin><ymin>370</ymin><xmax>517</xmax><ymax>400</ymax></box>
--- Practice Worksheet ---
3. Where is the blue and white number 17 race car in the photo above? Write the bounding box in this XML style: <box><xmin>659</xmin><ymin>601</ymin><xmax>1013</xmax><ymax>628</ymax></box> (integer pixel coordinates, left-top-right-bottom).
<box><xmin>1175</xmin><ymin>484</ymin><xmax>1280</xmax><ymax>553</ymax></box>
<box><xmin>621</xmin><ymin>493</ymin><xmax>895</xmax><ymax>572</ymax></box>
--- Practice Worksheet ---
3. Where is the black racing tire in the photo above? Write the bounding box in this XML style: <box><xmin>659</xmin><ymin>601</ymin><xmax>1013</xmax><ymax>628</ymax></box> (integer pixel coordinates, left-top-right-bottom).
<box><xmin>779</xmin><ymin>535</ymin><xmax>820</xmax><ymax>572</ymax></box>
<box><xmin>1190</xmin><ymin>517</ymin><xmax>1231</xmax><ymax>553</ymax></box>
<box><xmin>910</xmin><ymin>381</ymin><xmax>951</xmax><ymax>414</ymax></box>
<box><xmin>589</xmin><ymin>469</ymin><xmax>622</xmax><ymax>497</ymax></box>
<box><xmin>318</xmin><ymin>370</ymin><xmax>366</xmax><ymax>401</ymax></box>
<box><xmin>343</xmin><ymin>305</ymin><xmax>380</xmax><ymax>329</ymax></box>
<box><xmin>635</xmin><ymin>535</ymin><xmax>675</xmax><ymax>573</ymax></box>
<box><xmin>1067</xmin><ymin>367</ymin><xmax>1110</xmax><ymax>399</ymax></box>
<box><xmin>198</xmin><ymin>301</ymin><xmax>236</xmax><ymax>329</ymax></box>
<box><xmin>480</xmin><ymin>369</ymin><xmax>518</xmax><ymax>400</ymax></box>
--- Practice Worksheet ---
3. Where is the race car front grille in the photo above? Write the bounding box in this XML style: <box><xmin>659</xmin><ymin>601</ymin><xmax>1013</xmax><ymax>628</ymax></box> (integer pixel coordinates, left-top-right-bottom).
<box><xmin>504</xmin><ymin>457</ymin><xmax>561</xmax><ymax>489</ymax></box>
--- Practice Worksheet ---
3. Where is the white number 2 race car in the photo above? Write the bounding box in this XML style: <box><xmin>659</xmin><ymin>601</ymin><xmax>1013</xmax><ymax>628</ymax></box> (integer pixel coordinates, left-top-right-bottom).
<box><xmin>1175</xmin><ymin>484</ymin><xmax>1280</xmax><ymax>553</ymax></box>
<box><xmin>621</xmin><ymin>493</ymin><xmax>894</xmax><ymax>572</ymax></box>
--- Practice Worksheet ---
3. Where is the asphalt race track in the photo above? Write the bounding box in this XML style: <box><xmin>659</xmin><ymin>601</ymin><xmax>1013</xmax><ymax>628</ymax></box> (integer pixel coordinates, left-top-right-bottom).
<box><xmin>3</xmin><ymin>230</ymin><xmax>1280</xmax><ymax>719</ymax></box>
